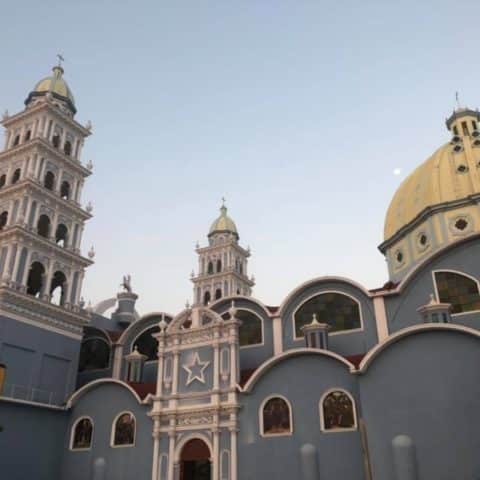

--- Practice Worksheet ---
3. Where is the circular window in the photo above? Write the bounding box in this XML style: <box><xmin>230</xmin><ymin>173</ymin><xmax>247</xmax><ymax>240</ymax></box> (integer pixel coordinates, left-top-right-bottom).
<box><xmin>453</xmin><ymin>144</ymin><xmax>463</xmax><ymax>153</ymax></box>
<box><xmin>419</xmin><ymin>234</ymin><xmax>428</xmax><ymax>246</ymax></box>
<box><xmin>457</xmin><ymin>164</ymin><xmax>469</xmax><ymax>173</ymax></box>
<box><xmin>396</xmin><ymin>251</ymin><xmax>404</xmax><ymax>263</ymax></box>
<box><xmin>455</xmin><ymin>218</ymin><xmax>468</xmax><ymax>231</ymax></box>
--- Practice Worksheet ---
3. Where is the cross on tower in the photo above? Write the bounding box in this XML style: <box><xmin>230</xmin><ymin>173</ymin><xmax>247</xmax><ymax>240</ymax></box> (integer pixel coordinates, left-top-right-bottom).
<box><xmin>57</xmin><ymin>53</ymin><xmax>65</xmax><ymax>68</ymax></box>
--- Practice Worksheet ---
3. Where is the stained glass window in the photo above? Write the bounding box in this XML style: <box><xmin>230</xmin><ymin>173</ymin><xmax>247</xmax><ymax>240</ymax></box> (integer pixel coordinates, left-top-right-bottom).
<box><xmin>222</xmin><ymin>310</ymin><xmax>263</xmax><ymax>347</ymax></box>
<box><xmin>79</xmin><ymin>338</ymin><xmax>110</xmax><ymax>372</ymax></box>
<box><xmin>113</xmin><ymin>412</ymin><xmax>135</xmax><ymax>446</ymax></box>
<box><xmin>262</xmin><ymin>397</ymin><xmax>291</xmax><ymax>435</ymax></box>
<box><xmin>322</xmin><ymin>391</ymin><xmax>356</xmax><ymax>431</ymax></box>
<box><xmin>435</xmin><ymin>271</ymin><xmax>480</xmax><ymax>314</ymax></box>
<box><xmin>71</xmin><ymin>418</ymin><xmax>93</xmax><ymax>450</ymax></box>
<box><xmin>294</xmin><ymin>293</ymin><xmax>361</xmax><ymax>338</ymax></box>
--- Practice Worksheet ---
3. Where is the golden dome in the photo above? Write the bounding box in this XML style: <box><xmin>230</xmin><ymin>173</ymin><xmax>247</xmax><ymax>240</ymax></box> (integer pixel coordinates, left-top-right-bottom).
<box><xmin>384</xmin><ymin>110</ymin><xmax>480</xmax><ymax>241</ymax></box>
<box><xmin>25</xmin><ymin>66</ymin><xmax>76</xmax><ymax>113</ymax></box>
<box><xmin>209</xmin><ymin>204</ymin><xmax>238</xmax><ymax>238</ymax></box>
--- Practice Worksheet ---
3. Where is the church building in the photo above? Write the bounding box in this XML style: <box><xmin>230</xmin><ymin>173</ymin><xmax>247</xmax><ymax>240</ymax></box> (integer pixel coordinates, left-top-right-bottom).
<box><xmin>1</xmin><ymin>65</ymin><xmax>480</xmax><ymax>480</ymax></box>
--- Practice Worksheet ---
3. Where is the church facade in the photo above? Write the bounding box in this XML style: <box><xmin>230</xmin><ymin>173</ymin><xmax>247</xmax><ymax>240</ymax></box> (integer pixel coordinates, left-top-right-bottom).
<box><xmin>1</xmin><ymin>66</ymin><xmax>480</xmax><ymax>480</ymax></box>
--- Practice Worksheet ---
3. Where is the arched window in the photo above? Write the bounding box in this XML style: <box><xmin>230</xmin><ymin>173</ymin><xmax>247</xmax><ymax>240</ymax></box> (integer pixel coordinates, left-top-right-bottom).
<box><xmin>37</xmin><ymin>214</ymin><xmax>51</xmax><ymax>238</ymax></box>
<box><xmin>261</xmin><ymin>396</ymin><xmax>292</xmax><ymax>436</ymax></box>
<box><xmin>60</xmin><ymin>180</ymin><xmax>70</xmax><ymax>199</ymax></box>
<box><xmin>24</xmin><ymin>130</ymin><xmax>31</xmax><ymax>142</ymax></box>
<box><xmin>133</xmin><ymin>325</ymin><xmax>161</xmax><ymax>361</ymax></box>
<box><xmin>55</xmin><ymin>223</ymin><xmax>68</xmax><ymax>247</ymax></box>
<box><xmin>207</xmin><ymin>262</ymin><xmax>214</xmax><ymax>274</ymax></box>
<box><xmin>64</xmin><ymin>141</ymin><xmax>72</xmax><ymax>156</ymax></box>
<box><xmin>26</xmin><ymin>261</ymin><xmax>45</xmax><ymax>297</ymax></box>
<box><xmin>111</xmin><ymin>412</ymin><xmax>135</xmax><ymax>447</ymax></box>
<box><xmin>215</xmin><ymin>288</ymin><xmax>222</xmax><ymax>300</ymax></box>
<box><xmin>0</xmin><ymin>211</ymin><xmax>8</xmax><ymax>230</ymax></box>
<box><xmin>320</xmin><ymin>390</ymin><xmax>357</xmax><ymax>431</ymax></box>
<box><xmin>44</xmin><ymin>171</ymin><xmax>55</xmax><ymax>191</ymax></box>
<box><xmin>294</xmin><ymin>292</ymin><xmax>362</xmax><ymax>338</ymax></box>
<box><xmin>222</xmin><ymin>309</ymin><xmax>263</xmax><ymax>347</ymax></box>
<box><xmin>79</xmin><ymin>338</ymin><xmax>110</xmax><ymax>372</ymax></box>
<box><xmin>11</xmin><ymin>168</ymin><xmax>21</xmax><ymax>184</ymax></box>
<box><xmin>434</xmin><ymin>271</ymin><xmax>480</xmax><ymax>314</ymax></box>
<box><xmin>12</xmin><ymin>135</ymin><xmax>20</xmax><ymax>147</ymax></box>
<box><xmin>50</xmin><ymin>270</ymin><xmax>67</xmax><ymax>305</ymax></box>
<box><xmin>204</xmin><ymin>291</ymin><xmax>211</xmax><ymax>305</ymax></box>
<box><xmin>70</xmin><ymin>417</ymin><xmax>93</xmax><ymax>450</ymax></box>
<box><xmin>216</xmin><ymin>259</ymin><xmax>222</xmax><ymax>272</ymax></box>
<box><xmin>52</xmin><ymin>134</ymin><xmax>60</xmax><ymax>148</ymax></box>
<box><xmin>0</xmin><ymin>174</ymin><xmax>6</xmax><ymax>188</ymax></box>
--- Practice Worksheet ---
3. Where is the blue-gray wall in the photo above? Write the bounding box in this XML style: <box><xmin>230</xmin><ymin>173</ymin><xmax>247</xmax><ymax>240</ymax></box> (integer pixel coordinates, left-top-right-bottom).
<box><xmin>0</xmin><ymin>400</ymin><xmax>68</xmax><ymax>480</ymax></box>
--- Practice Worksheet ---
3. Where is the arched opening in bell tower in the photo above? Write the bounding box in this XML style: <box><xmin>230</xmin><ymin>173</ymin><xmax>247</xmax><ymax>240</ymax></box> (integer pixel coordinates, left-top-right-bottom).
<box><xmin>44</xmin><ymin>171</ymin><xmax>55</xmax><ymax>191</ymax></box>
<box><xmin>60</xmin><ymin>180</ymin><xmax>70</xmax><ymax>199</ymax></box>
<box><xmin>37</xmin><ymin>214</ymin><xmax>51</xmax><ymax>238</ymax></box>
<box><xmin>50</xmin><ymin>271</ymin><xmax>67</xmax><ymax>305</ymax></box>
<box><xmin>26</xmin><ymin>261</ymin><xmax>45</xmax><ymax>297</ymax></box>
<box><xmin>204</xmin><ymin>291</ymin><xmax>211</xmax><ymax>305</ymax></box>
<box><xmin>55</xmin><ymin>223</ymin><xmax>68</xmax><ymax>247</ymax></box>
<box><xmin>0</xmin><ymin>211</ymin><xmax>8</xmax><ymax>230</ymax></box>
<box><xmin>215</xmin><ymin>288</ymin><xmax>222</xmax><ymax>300</ymax></box>
<box><xmin>179</xmin><ymin>438</ymin><xmax>212</xmax><ymax>480</ymax></box>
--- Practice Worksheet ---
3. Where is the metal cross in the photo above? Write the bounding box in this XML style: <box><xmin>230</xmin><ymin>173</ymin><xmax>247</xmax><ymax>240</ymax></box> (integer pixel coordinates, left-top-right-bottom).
<box><xmin>57</xmin><ymin>54</ymin><xmax>65</xmax><ymax>67</ymax></box>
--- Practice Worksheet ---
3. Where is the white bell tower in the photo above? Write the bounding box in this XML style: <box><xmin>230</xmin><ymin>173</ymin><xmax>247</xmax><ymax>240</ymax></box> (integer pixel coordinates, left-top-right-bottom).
<box><xmin>192</xmin><ymin>201</ymin><xmax>254</xmax><ymax>305</ymax></box>
<box><xmin>0</xmin><ymin>62</ymin><xmax>93</xmax><ymax>333</ymax></box>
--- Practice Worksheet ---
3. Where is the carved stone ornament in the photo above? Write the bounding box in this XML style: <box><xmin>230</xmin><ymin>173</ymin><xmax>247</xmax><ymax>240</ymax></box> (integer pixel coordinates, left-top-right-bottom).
<box><xmin>182</xmin><ymin>351</ymin><xmax>210</xmax><ymax>386</ymax></box>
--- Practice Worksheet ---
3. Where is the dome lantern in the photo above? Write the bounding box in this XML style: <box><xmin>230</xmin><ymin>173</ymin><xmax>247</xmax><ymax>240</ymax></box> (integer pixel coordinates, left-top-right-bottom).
<box><xmin>208</xmin><ymin>200</ymin><xmax>239</xmax><ymax>240</ymax></box>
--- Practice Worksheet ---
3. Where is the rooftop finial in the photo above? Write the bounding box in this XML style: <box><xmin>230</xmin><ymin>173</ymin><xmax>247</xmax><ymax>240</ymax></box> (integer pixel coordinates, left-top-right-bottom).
<box><xmin>220</xmin><ymin>197</ymin><xmax>227</xmax><ymax>214</ymax></box>
<box><xmin>455</xmin><ymin>91</ymin><xmax>461</xmax><ymax>110</ymax></box>
<box><xmin>56</xmin><ymin>53</ymin><xmax>65</xmax><ymax>68</ymax></box>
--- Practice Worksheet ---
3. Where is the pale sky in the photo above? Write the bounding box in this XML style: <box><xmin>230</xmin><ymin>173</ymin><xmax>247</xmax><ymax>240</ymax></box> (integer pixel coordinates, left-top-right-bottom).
<box><xmin>1</xmin><ymin>1</ymin><xmax>479</xmax><ymax>315</ymax></box>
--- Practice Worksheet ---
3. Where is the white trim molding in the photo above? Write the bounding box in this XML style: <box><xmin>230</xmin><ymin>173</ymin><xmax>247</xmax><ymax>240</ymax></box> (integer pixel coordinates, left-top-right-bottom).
<box><xmin>259</xmin><ymin>394</ymin><xmax>293</xmax><ymax>437</ymax></box>
<box><xmin>66</xmin><ymin>378</ymin><xmax>144</xmax><ymax>408</ymax></box>
<box><xmin>242</xmin><ymin>348</ymin><xmax>356</xmax><ymax>393</ymax></box>
<box><xmin>358</xmin><ymin>323</ymin><xmax>480</xmax><ymax>373</ymax></box>
<box><xmin>319</xmin><ymin>388</ymin><xmax>357</xmax><ymax>433</ymax></box>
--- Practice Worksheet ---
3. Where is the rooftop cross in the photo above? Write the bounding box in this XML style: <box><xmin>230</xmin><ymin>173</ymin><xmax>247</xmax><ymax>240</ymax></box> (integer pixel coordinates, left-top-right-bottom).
<box><xmin>455</xmin><ymin>91</ymin><xmax>461</xmax><ymax>110</ymax></box>
<box><xmin>56</xmin><ymin>53</ymin><xmax>65</xmax><ymax>68</ymax></box>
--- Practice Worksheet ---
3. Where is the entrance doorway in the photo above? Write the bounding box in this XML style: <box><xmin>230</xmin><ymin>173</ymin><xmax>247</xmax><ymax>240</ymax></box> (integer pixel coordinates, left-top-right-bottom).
<box><xmin>180</xmin><ymin>438</ymin><xmax>212</xmax><ymax>480</ymax></box>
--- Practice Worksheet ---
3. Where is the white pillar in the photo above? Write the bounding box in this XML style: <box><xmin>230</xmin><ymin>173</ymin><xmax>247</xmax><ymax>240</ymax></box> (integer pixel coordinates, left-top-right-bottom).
<box><xmin>21</xmin><ymin>249</ymin><xmax>33</xmax><ymax>287</ymax></box>
<box><xmin>11</xmin><ymin>244</ymin><xmax>22</xmax><ymax>283</ymax></box>
<box><xmin>230</xmin><ymin>427</ymin><xmax>238</xmax><ymax>480</ymax></box>
<box><xmin>112</xmin><ymin>344</ymin><xmax>124</xmax><ymax>379</ymax></box>
<box><xmin>151</xmin><ymin>419</ymin><xmax>161</xmax><ymax>480</ymax></box>
<box><xmin>168</xmin><ymin>429</ymin><xmax>176</xmax><ymax>480</ymax></box>
<box><xmin>2</xmin><ymin>245</ymin><xmax>14</xmax><ymax>281</ymax></box>
<box><xmin>171</xmin><ymin>348</ymin><xmax>180</xmax><ymax>397</ymax></box>
<box><xmin>212</xmin><ymin>426</ymin><xmax>220</xmax><ymax>480</ymax></box>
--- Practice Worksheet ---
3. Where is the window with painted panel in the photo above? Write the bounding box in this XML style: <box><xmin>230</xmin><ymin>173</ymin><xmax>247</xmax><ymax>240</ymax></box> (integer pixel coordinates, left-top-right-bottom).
<box><xmin>435</xmin><ymin>271</ymin><xmax>480</xmax><ymax>314</ymax></box>
<box><xmin>112</xmin><ymin>412</ymin><xmax>135</xmax><ymax>446</ymax></box>
<box><xmin>261</xmin><ymin>397</ymin><xmax>292</xmax><ymax>436</ymax></box>
<box><xmin>321</xmin><ymin>390</ymin><xmax>356</xmax><ymax>431</ymax></box>
<box><xmin>71</xmin><ymin>417</ymin><xmax>93</xmax><ymax>450</ymax></box>
<box><xmin>295</xmin><ymin>293</ymin><xmax>361</xmax><ymax>338</ymax></box>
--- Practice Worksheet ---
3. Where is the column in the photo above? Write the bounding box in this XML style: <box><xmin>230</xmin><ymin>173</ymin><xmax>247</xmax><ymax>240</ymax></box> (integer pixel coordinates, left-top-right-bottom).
<box><xmin>11</xmin><ymin>243</ymin><xmax>22</xmax><ymax>284</ymax></box>
<box><xmin>64</xmin><ymin>270</ymin><xmax>75</xmax><ymax>308</ymax></box>
<box><xmin>43</xmin><ymin>260</ymin><xmax>55</xmax><ymax>300</ymax></box>
<box><xmin>51</xmin><ymin>206</ymin><xmax>60</xmax><ymax>241</ymax></box>
<box><xmin>151</xmin><ymin>418</ymin><xmax>161</xmax><ymax>480</ymax></box>
<box><xmin>2</xmin><ymin>245</ymin><xmax>13</xmax><ymax>282</ymax></box>
<box><xmin>57</xmin><ymin>168</ymin><xmax>64</xmax><ymax>194</ymax></box>
<box><xmin>168</xmin><ymin>428</ymin><xmax>176</xmax><ymax>480</ymax></box>
<box><xmin>21</xmin><ymin>249</ymin><xmax>33</xmax><ymax>290</ymax></box>
<box><xmin>171</xmin><ymin>346</ymin><xmax>180</xmax><ymax>398</ymax></box>
<box><xmin>74</xmin><ymin>271</ymin><xmax>85</xmax><ymax>305</ymax></box>
<box><xmin>212</xmin><ymin>425</ymin><xmax>220</xmax><ymax>480</ymax></box>
<box><xmin>156</xmin><ymin>332</ymin><xmax>166</xmax><ymax>397</ymax></box>
<box><xmin>61</xmin><ymin>129</ymin><xmax>67</xmax><ymax>151</ymax></box>
<box><xmin>24</xmin><ymin>198</ymin><xmax>33</xmax><ymax>228</ymax></box>
<box><xmin>112</xmin><ymin>344</ymin><xmax>124</xmax><ymax>379</ymax></box>
<box><xmin>230</xmin><ymin>427</ymin><xmax>238</xmax><ymax>480</ymax></box>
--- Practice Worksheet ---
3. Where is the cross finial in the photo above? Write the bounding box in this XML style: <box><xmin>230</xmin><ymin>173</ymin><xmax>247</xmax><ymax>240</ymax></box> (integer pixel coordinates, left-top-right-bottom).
<box><xmin>56</xmin><ymin>53</ymin><xmax>65</xmax><ymax>67</ymax></box>
<box><xmin>221</xmin><ymin>196</ymin><xmax>226</xmax><ymax>207</ymax></box>
<box><xmin>455</xmin><ymin>91</ymin><xmax>461</xmax><ymax>110</ymax></box>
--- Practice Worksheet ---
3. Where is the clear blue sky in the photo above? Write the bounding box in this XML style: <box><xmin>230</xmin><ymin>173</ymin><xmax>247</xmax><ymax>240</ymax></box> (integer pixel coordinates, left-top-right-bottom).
<box><xmin>1</xmin><ymin>1</ymin><xmax>479</xmax><ymax>314</ymax></box>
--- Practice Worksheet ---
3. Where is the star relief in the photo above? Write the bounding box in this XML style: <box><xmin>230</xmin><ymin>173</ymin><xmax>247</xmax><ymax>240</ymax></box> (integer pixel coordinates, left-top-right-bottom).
<box><xmin>182</xmin><ymin>352</ymin><xmax>210</xmax><ymax>386</ymax></box>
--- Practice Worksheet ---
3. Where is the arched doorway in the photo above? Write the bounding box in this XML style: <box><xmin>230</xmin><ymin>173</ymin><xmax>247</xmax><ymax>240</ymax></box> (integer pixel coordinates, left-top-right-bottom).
<box><xmin>180</xmin><ymin>438</ymin><xmax>211</xmax><ymax>480</ymax></box>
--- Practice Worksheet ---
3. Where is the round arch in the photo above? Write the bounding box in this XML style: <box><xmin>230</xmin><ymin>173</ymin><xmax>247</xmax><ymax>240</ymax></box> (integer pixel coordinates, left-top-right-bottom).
<box><xmin>174</xmin><ymin>432</ymin><xmax>213</xmax><ymax>463</ymax></box>
<box><xmin>319</xmin><ymin>388</ymin><xmax>357</xmax><ymax>432</ymax></box>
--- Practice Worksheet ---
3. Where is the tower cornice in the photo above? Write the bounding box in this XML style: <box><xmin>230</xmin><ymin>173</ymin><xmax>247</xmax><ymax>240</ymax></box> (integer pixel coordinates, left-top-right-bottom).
<box><xmin>1</xmin><ymin>100</ymin><xmax>91</xmax><ymax>137</ymax></box>
<box><xmin>191</xmin><ymin>268</ymin><xmax>255</xmax><ymax>287</ymax></box>
<box><xmin>0</xmin><ymin>138</ymin><xmax>92</xmax><ymax>178</ymax></box>
<box><xmin>196</xmin><ymin>241</ymin><xmax>251</xmax><ymax>258</ymax></box>
<box><xmin>0</xmin><ymin>225</ymin><xmax>93</xmax><ymax>267</ymax></box>
<box><xmin>0</xmin><ymin>178</ymin><xmax>92</xmax><ymax>221</ymax></box>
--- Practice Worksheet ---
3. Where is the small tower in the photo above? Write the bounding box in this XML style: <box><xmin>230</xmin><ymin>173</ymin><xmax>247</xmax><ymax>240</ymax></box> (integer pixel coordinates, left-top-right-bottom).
<box><xmin>192</xmin><ymin>201</ymin><xmax>254</xmax><ymax>305</ymax></box>
<box><xmin>301</xmin><ymin>314</ymin><xmax>331</xmax><ymax>349</ymax></box>
<box><xmin>417</xmin><ymin>294</ymin><xmax>452</xmax><ymax>324</ymax></box>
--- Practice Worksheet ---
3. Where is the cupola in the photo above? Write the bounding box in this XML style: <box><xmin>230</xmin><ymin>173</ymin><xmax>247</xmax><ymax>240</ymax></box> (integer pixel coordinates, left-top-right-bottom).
<box><xmin>301</xmin><ymin>314</ymin><xmax>330</xmax><ymax>349</ymax></box>
<box><xmin>208</xmin><ymin>202</ymin><xmax>239</xmax><ymax>240</ymax></box>
<box><xmin>25</xmin><ymin>65</ymin><xmax>76</xmax><ymax>115</ymax></box>
<box><xmin>417</xmin><ymin>294</ymin><xmax>452</xmax><ymax>324</ymax></box>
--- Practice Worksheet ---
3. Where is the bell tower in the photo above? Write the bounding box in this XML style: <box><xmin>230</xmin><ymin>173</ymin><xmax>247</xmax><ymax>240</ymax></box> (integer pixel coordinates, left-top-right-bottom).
<box><xmin>192</xmin><ymin>201</ymin><xmax>254</xmax><ymax>305</ymax></box>
<box><xmin>0</xmin><ymin>63</ymin><xmax>93</xmax><ymax>330</ymax></box>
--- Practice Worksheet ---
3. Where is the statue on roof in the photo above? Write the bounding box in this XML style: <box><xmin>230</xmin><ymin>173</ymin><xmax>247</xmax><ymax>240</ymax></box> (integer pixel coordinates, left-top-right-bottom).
<box><xmin>121</xmin><ymin>274</ymin><xmax>132</xmax><ymax>293</ymax></box>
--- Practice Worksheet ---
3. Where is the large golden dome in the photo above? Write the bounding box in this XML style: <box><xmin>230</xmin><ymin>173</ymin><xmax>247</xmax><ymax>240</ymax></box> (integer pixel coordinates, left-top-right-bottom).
<box><xmin>384</xmin><ymin>109</ymin><xmax>480</xmax><ymax>241</ymax></box>
<box><xmin>25</xmin><ymin>66</ymin><xmax>76</xmax><ymax>114</ymax></box>
<box><xmin>209</xmin><ymin>204</ymin><xmax>238</xmax><ymax>238</ymax></box>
